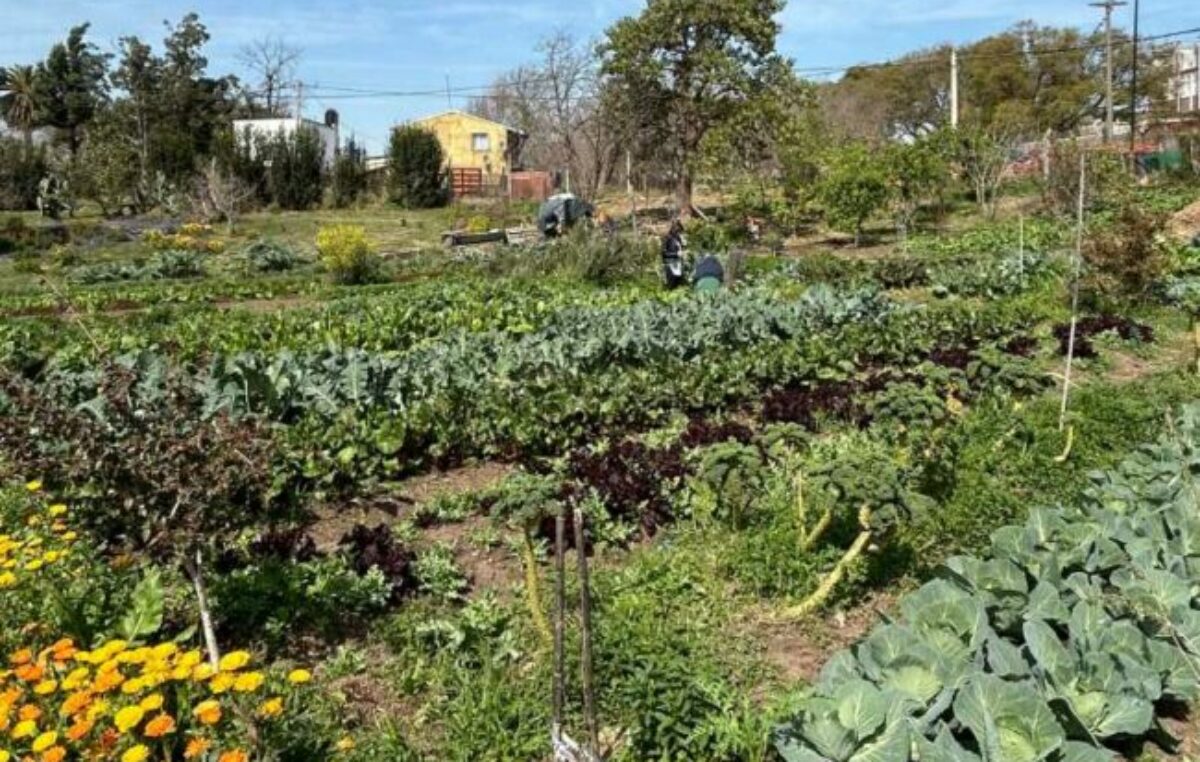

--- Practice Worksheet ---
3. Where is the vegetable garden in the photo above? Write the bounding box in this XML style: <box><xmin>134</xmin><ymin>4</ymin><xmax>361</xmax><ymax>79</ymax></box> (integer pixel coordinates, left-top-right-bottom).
<box><xmin>2</xmin><ymin>177</ymin><xmax>1200</xmax><ymax>761</ymax></box>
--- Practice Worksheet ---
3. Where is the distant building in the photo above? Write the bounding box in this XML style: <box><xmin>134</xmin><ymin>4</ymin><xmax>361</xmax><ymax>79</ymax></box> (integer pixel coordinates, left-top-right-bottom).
<box><xmin>231</xmin><ymin>110</ymin><xmax>341</xmax><ymax>169</ymax></box>
<box><xmin>404</xmin><ymin>110</ymin><xmax>526</xmax><ymax>196</ymax></box>
<box><xmin>1169</xmin><ymin>41</ymin><xmax>1200</xmax><ymax>114</ymax></box>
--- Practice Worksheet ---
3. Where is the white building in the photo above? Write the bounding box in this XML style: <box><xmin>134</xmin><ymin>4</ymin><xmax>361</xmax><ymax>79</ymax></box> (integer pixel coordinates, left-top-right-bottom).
<box><xmin>231</xmin><ymin>112</ymin><xmax>340</xmax><ymax>169</ymax></box>
<box><xmin>1169</xmin><ymin>42</ymin><xmax>1200</xmax><ymax>114</ymax></box>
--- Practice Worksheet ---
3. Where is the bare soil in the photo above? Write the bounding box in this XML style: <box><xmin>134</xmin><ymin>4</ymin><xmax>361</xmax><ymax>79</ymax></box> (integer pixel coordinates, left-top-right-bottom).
<box><xmin>758</xmin><ymin>592</ymin><xmax>898</xmax><ymax>686</ymax></box>
<box><xmin>1169</xmin><ymin>197</ymin><xmax>1200</xmax><ymax>243</ymax></box>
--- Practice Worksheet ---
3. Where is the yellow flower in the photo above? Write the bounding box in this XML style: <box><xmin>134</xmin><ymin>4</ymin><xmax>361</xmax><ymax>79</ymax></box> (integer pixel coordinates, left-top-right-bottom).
<box><xmin>61</xmin><ymin>668</ymin><xmax>90</xmax><ymax>692</ymax></box>
<box><xmin>209</xmin><ymin>673</ymin><xmax>236</xmax><ymax>694</ymax></box>
<box><xmin>232</xmin><ymin>672</ymin><xmax>264</xmax><ymax>693</ymax></box>
<box><xmin>178</xmin><ymin>651</ymin><xmax>203</xmax><ymax>669</ymax></box>
<box><xmin>0</xmin><ymin>572</ymin><xmax>15</xmax><ymax>589</ymax></box>
<box><xmin>47</xmin><ymin>505</ymin><xmax>68</xmax><ymax>518</ymax></box>
<box><xmin>122</xmin><ymin>744</ymin><xmax>150</xmax><ymax>762</ymax></box>
<box><xmin>24</xmin><ymin>559</ymin><xmax>43</xmax><ymax>572</ymax></box>
<box><xmin>114</xmin><ymin>705</ymin><xmax>145</xmax><ymax>733</ymax></box>
<box><xmin>151</xmin><ymin>643</ymin><xmax>178</xmax><ymax>661</ymax></box>
<box><xmin>192</xmin><ymin>664</ymin><xmax>215</xmax><ymax>682</ymax></box>
<box><xmin>287</xmin><ymin>669</ymin><xmax>312</xmax><ymax>685</ymax></box>
<box><xmin>85</xmin><ymin>700</ymin><xmax>110</xmax><ymax>721</ymax></box>
<box><xmin>194</xmin><ymin>700</ymin><xmax>221</xmax><ymax>726</ymax></box>
<box><xmin>11</xmin><ymin>718</ymin><xmax>37</xmax><ymax>739</ymax></box>
<box><xmin>33</xmin><ymin>680</ymin><xmax>57</xmax><ymax>695</ymax></box>
<box><xmin>61</xmin><ymin>532</ymin><xmax>77</xmax><ymax>543</ymax></box>
<box><xmin>257</xmin><ymin>697</ymin><xmax>283</xmax><ymax>718</ymax></box>
<box><xmin>25</xmin><ymin>480</ymin><xmax>42</xmax><ymax>492</ymax></box>
<box><xmin>32</xmin><ymin>730</ymin><xmax>57</xmax><ymax>752</ymax></box>
<box><xmin>0</xmin><ymin>750</ymin><xmax>9</xmax><ymax>762</ymax></box>
<box><xmin>138</xmin><ymin>694</ymin><xmax>163</xmax><ymax>712</ymax></box>
<box><xmin>336</xmin><ymin>736</ymin><xmax>356</xmax><ymax>752</ymax></box>
<box><xmin>42</xmin><ymin>551</ymin><xmax>61</xmax><ymax>564</ymax></box>
<box><xmin>218</xmin><ymin>651</ymin><xmax>251</xmax><ymax>672</ymax></box>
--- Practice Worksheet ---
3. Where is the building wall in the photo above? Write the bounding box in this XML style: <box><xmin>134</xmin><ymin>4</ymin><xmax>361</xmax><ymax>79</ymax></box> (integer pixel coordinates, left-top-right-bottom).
<box><xmin>1170</xmin><ymin>43</ymin><xmax>1200</xmax><ymax>114</ymax></box>
<box><xmin>413</xmin><ymin>111</ymin><xmax>513</xmax><ymax>179</ymax></box>
<box><xmin>231</xmin><ymin>118</ymin><xmax>339</xmax><ymax>169</ymax></box>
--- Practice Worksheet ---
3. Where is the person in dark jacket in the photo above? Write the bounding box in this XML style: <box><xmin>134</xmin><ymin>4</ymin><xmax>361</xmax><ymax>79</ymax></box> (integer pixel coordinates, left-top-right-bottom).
<box><xmin>693</xmin><ymin>255</ymin><xmax>724</xmax><ymax>293</ymax></box>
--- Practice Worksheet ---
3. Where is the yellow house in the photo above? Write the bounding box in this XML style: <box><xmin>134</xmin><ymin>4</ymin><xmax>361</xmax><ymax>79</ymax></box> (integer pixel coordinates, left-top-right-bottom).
<box><xmin>410</xmin><ymin>110</ymin><xmax>526</xmax><ymax>193</ymax></box>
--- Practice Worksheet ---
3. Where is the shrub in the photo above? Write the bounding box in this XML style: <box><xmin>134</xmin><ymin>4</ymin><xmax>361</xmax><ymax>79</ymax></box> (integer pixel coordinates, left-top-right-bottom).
<box><xmin>243</xmin><ymin>239</ymin><xmax>301</xmax><ymax>272</ymax></box>
<box><xmin>330</xmin><ymin>139</ymin><xmax>369</xmax><ymax>208</ymax></box>
<box><xmin>265</xmin><ymin>127</ymin><xmax>325</xmax><ymax>210</ymax></box>
<box><xmin>387</xmin><ymin>125</ymin><xmax>447</xmax><ymax>209</ymax></box>
<box><xmin>817</xmin><ymin>143</ymin><xmax>891</xmax><ymax>245</ymax></box>
<box><xmin>316</xmin><ymin>224</ymin><xmax>382</xmax><ymax>285</ymax></box>
<box><xmin>0</xmin><ymin>138</ymin><xmax>49</xmax><ymax>210</ymax></box>
<box><xmin>1081</xmin><ymin>199</ymin><xmax>1170</xmax><ymax>302</ymax></box>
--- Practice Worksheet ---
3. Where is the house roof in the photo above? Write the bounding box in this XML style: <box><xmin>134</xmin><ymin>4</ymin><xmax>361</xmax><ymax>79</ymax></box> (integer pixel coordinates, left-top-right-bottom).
<box><xmin>406</xmin><ymin>109</ymin><xmax>527</xmax><ymax>136</ymax></box>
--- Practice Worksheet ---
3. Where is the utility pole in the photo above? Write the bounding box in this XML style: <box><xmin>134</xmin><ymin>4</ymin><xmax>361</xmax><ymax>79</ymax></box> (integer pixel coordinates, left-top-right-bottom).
<box><xmin>1129</xmin><ymin>0</ymin><xmax>1140</xmax><ymax>152</ymax></box>
<box><xmin>1091</xmin><ymin>0</ymin><xmax>1127</xmax><ymax>144</ymax></box>
<box><xmin>444</xmin><ymin>74</ymin><xmax>453</xmax><ymax>109</ymax></box>
<box><xmin>950</xmin><ymin>48</ymin><xmax>960</xmax><ymax>129</ymax></box>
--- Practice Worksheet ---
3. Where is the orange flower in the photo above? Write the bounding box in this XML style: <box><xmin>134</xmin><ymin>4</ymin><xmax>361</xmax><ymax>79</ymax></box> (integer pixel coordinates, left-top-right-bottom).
<box><xmin>15</xmin><ymin>664</ymin><xmax>44</xmax><ymax>682</ymax></box>
<box><xmin>40</xmin><ymin>746</ymin><xmax>66</xmax><ymax>762</ymax></box>
<box><xmin>184</xmin><ymin>738</ymin><xmax>212</xmax><ymax>759</ymax></box>
<box><xmin>218</xmin><ymin>751</ymin><xmax>248</xmax><ymax>762</ymax></box>
<box><xmin>9</xmin><ymin>649</ymin><xmax>32</xmax><ymax>667</ymax></box>
<box><xmin>65</xmin><ymin>718</ymin><xmax>93</xmax><ymax>742</ymax></box>
<box><xmin>193</xmin><ymin>700</ymin><xmax>221</xmax><ymax>726</ymax></box>
<box><xmin>98</xmin><ymin>727</ymin><xmax>120</xmax><ymax>750</ymax></box>
<box><xmin>19</xmin><ymin>704</ymin><xmax>43</xmax><ymax>721</ymax></box>
<box><xmin>144</xmin><ymin>714</ymin><xmax>176</xmax><ymax>738</ymax></box>
<box><xmin>91</xmin><ymin>669</ymin><xmax>125</xmax><ymax>693</ymax></box>
<box><xmin>59</xmin><ymin>691</ymin><xmax>91</xmax><ymax>717</ymax></box>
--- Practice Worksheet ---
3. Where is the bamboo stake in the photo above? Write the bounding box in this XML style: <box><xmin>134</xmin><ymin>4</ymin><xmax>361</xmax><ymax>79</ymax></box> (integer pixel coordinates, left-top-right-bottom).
<box><xmin>574</xmin><ymin>508</ymin><xmax>600</xmax><ymax>757</ymax></box>
<box><xmin>184</xmin><ymin>549</ymin><xmax>221</xmax><ymax>670</ymax></box>
<box><xmin>1059</xmin><ymin>153</ymin><xmax>1087</xmax><ymax>434</ymax></box>
<box><xmin>552</xmin><ymin>511</ymin><xmax>567</xmax><ymax>743</ymax></box>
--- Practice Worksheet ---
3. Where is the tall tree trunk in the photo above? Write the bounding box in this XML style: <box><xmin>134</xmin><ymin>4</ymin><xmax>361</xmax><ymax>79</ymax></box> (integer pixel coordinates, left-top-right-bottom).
<box><xmin>675</xmin><ymin>171</ymin><xmax>694</xmax><ymax>218</ymax></box>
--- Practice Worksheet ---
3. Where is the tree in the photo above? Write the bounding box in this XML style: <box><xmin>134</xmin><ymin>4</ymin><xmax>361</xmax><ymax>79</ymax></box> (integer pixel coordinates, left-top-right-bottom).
<box><xmin>600</xmin><ymin>0</ymin><xmax>787</xmax><ymax>215</ymax></box>
<box><xmin>816</xmin><ymin>143</ymin><xmax>892</xmax><ymax>246</ymax></box>
<box><xmin>0</xmin><ymin>65</ymin><xmax>40</xmax><ymax>143</ymax></box>
<box><xmin>470</xmin><ymin>33</ymin><xmax>617</xmax><ymax>200</ymax></box>
<box><xmin>956</xmin><ymin>126</ymin><xmax>1018</xmax><ymax>217</ymax></box>
<box><xmin>387</xmin><ymin>125</ymin><xmax>446</xmax><ymax>208</ymax></box>
<box><xmin>71</xmin><ymin>109</ymin><xmax>140</xmax><ymax>216</ymax></box>
<box><xmin>33</xmin><ymin>24</ymin><xmax>109</xmax><ymax>155</ymax></box>
<box><xmin>194</xmin><ymin>157</ymin><xmax>254</xmax><ymax>233</ymax></box>
<box><xmin>885</xmin><ymin>132</ymin><xmax>952</xmax><ymax>236</ymax></box>
<box><xmin>331</xmin><ymin>137</ymin><xmax>369</xmax><ymax>208</ymax></box>
<box><xmin>237</xmin><ymin>37</ymin><xmax>301</xmax><ymax>117</ymax></box>
<box><xmin>111</xmin><ymin>36</ymin><xmax>161</xmax><ymax>195</ymax></box>
<box><xmin>823</xmin><ymin>47</ymin><xmax>952</xmax><ymax>140</ymax></box>
<box><xmin>264</xmin><ymin>127</ymin><xmax>324</xmax><ymax>210</ymax></box>
<box><xmin>0</xmin><ymin>138</ymin><xmax>49</xmax><ymax>210</ymax></box>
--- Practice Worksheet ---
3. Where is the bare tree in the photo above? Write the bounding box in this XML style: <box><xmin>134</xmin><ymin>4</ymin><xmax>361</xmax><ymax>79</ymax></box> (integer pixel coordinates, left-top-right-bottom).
<box><xmin>194</xmin><ymin>158</ymin><xmax>254</xmax><ymax>233</ymax></box>
<box><xmin>238</xmin><ymin>37</ymin><xmax>301</xmax><ymax>117</ymax></box>
<box><xmin>468</xmin><ymin>32</ymin><xmax>618</xmax><ymax>200</ymax></box>
<box><xmin>957</xmin><ymin>126</ymin><xmax>1019</xmax><ymax>218</ymax></box>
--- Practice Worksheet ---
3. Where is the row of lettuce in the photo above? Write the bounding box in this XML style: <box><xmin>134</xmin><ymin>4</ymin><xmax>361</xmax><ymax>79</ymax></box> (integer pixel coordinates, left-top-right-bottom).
<box><xmin>774</xmin><ymin>403</ymin><xmax>1200</xmax><ymax>762</ymax></box>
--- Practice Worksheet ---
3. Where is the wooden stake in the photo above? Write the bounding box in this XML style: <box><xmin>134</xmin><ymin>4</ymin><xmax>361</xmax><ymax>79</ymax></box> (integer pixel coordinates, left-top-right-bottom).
<box><xmin>574</xmin><ymin>508</ymin><xmax>600</xmax><ymax>757</ymax></box>
<box><xmin>552</xmin><ymin>511</ymin><xmax>567</xmax><ymax>741</ymax></box>
<box><xmin>1059</xmin><ymin>153</ymin><xmax>1086</xmax><ymax>433</ymax></box>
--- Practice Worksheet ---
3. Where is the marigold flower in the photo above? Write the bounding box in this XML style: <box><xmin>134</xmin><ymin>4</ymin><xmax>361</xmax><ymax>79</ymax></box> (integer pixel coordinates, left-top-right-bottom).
<box><xmin>31</xmin><ymin>730</ymin><xmax>57</xmax><ymax>752</ymax></box>
<box><xmin>178</xmin><ymin>651</ymin><xmax>203</xmax><ymax>669</ymax></box>
<box><xmin>209</xmin><ymin>673</ymin><xmax>235</xmax><ymax>694</ymax></box>
<box><xmin>15</xmin><ymin>664</ymin><xmax>44</xmax><ymax>682</ymax></box>
<box><xmin>287</xmin><ymin>669</ymin><xmax>312</xmax><ymax>684</ymax></box>
<box><xmin>336</xmin><ymin>736</ymin><xmax>356</xmax><ymax>752</ymax></box>
<box><xmin>98</xmin><ymin>727</ymin><xmax>119</xmax><ymax>750</ymax></box>
<box><xmin>61</xmin><ymin>668</ymin><xmax>90</xmax><ymax>692</ymax></box>
<box><xmin>144</xmin><ymin>713</ymin><xmax>176</xmax><ymax>738</ymax></box>
<box><xmin>86</xmin><ymin>700</ymin><xmax>110</xmax><ymax>721</ymax></box>
<box><xmin>18</xmin><ymin>704</ymin><xmax>42</xmax><ymax>721</ymax></box>
<box><xmin>184</xmin><ymin>738</ymin><xmax>212</xmax><ymax>759</ymax></box>
<box><xmin>60</xmin><ymin>690</ymin><xmax>92</xmax><ymax>717</ymax></box>
<box><xmin>138</xmin><ymin>693</ymin><xmax>163</xmax><ymax>712</ymax></box>
<box><xmin>192</xmin><ymin>664</ymin><xmax>215</xmax><ymax>682</ymax></box>
<box><xmin>41</xmin><ymin>551</ymin><xmax>61</xmax><ymax>565</ymax></box>
<box><xmin>25</xmin><ymin>480</ymin><xmax>42</xmax><ymax>492</ymax></box>
<box><xmin>23</xmin><ymin>559</ymin><xmax>43</xmax><ymax>572</ymax></box>
<box><xmin>257</xmin><ymin>697</ymin><xmax>283</xmax><ymax>718</ymax></box>
<box><xmin>232</xmin><ymin>672</ymin><xmax>264</xmax><ymax>693</ymax></box>
<box><xmin>218</xmin><ymin>651</ymin><xmax>251</xmax><ymax>672</ymax></box>
<box><xmin>40</xmin><ymin>746</ymin><xmax>66</xmax><ymax>762</ymax></box>
<box><xmin>218</xmin><ymin>750</ymin><xmax>248</xmax><ymax>762</ymax></box>
<box><xmin>122</xmin><ymin>744</ymin><xmax>150</xmax><ymax>762</ymax></box>
<box><xmin>0</xmin><ymin>572</ymin><xmax>15</xmax><ymax>589</ymax></box>
<box><xmin>11</xmin><ymin>718</ymin><xmax>37</xmax><ymax>739</ymax></box>
<box><xmin>194</xmin><ymin>700</ymin><xmax>221</xmax><ymax>726</ymax></box>
<box><xmin>61</xmin><ymin>532</ymin><xmax>77</xmax><ymax>543</ymax></box>
<box><xmin>114</xmin><ymin>705</ymin><xmax>145</xmax><ymax>733</ymax></box>
<box><xmin>151</xmin><ymin>643</ymin><xmax>178</xmax><ymax>661</ymax></box>
<box><xmin>33</xmin><ymin>680</ymin><xmax>57</xmax><ymax>695</ymax></box>
<box><xmin>92</xmin><ymin>669</ymin><xmax>125</xmax><ymax>693</ymax></box>
<box><xmin>47</xmin><ymin>505</ymin><xmax>67</xmax><ymax>517</ymax></box>
<box><xmin>9</xmin><ymin>650</ymin><xmax>32</xmax><ymax>667</ymax></box>
<box><xmin>65</xmin><ymin>718</ymin><xmax>93</xmax><ymax>741</ymax></box>
<box><xmin>0</xmin><ymin>750</ymin><xmax>9</xmax><ymax>762</ymax></box>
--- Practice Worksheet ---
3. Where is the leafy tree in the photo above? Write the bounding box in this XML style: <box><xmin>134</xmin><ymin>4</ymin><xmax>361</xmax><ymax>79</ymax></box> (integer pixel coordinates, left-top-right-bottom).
<box><xmin>955</xmin><ymin>125</ymin><xmax>1018</xmax><ymax>217</ymax></box>
<box><xmin>823</xmin><ymin>46</ymin><xmax>952</xmax><ymax>140</ymax></box>
<box><xmin>331</xmin><ymin>138</ymin><xmax>369</xmax><ymax>208</ymax></box>
<box><xmin>70</xmin><ymin>108</ymin><xmax>140</xmax><ymax>216</ymax></box>
<box><xmin>600</xmin><ymin>0</ymin><xmax>787</xmax><ymax>215</ymax></box>
<box><xmin>0</xmin><ymin>65</ymin><xmax>40</xmax><ymax>143</ymax></box>
<box><xmin>264</xmin><ymin>127</ymin><xmax>324</xmax><ymax>210</ymax></box>
<box><xmin>111</xmin><ymin>36</ymin><xmax>162</xmax><ymax>195</ymax></box>
<box><xmin>33</xmin><ymin>23</ymin><xmax>109</xmax><ymax>155</ymax></box>
<box><xmin>0</xmin><ymin>138</ymin><xmax>49</xmax><ymax>210</ymax></box>
<box><xmin>885</xmin><ymin>132</ymin><xmax>952</xmax><ymax>235</ymax></box>
<box><xmin>816</xmin><ymin>143</ymin><xmax>892</xmax><ymax>246</ymax></box>
<box><xmin>387</xmin><ymin>125</ymin><xmax>446</xmax><ymax>208</ymax></box>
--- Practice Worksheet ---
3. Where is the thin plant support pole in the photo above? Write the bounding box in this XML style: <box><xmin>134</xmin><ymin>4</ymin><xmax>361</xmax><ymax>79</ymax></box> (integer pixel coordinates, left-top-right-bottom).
<box><xmin>552</xmin><ymin>511</ymin><xmax>567</xmax><ymax>744</ymax></box>
<box><xmin>185</xmin><ymin>549</ymin><xmax>221</xmax><ymax>671</ymax></box>
<box><xmin>1019</xmin><ymin>215</ymin><xmax>1025</xmax><ymax>269</ymax></box>
<box><xmin>573</xmin><ymin>508</ymin><xmax>600</xmax><ymax>758</ymax></box>
<box><xmin>1059</xmin><ymin>153</ymin><xmax>1087</xmax><ymax>433</ymax></box>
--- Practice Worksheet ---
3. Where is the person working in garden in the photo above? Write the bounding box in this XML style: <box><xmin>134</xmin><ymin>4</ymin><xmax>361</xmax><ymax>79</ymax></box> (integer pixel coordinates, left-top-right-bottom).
<box><xmin>693</xmin><ymin>255</ymin><xmax>724</xmax><ymax>293</ymax></box>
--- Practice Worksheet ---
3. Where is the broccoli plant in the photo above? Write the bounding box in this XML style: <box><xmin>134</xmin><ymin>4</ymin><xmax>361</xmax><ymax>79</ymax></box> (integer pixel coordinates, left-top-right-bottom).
<box><xmin>690</xmin><ymin>442</ymin><xmax>765</xmax><ymax>529</ymax></box>
<box><xmin>787</xmin><ymin>445</ymin><xmax>924</xmax><ymax>618</ymax></box>
<box><xmin>488</xmin><ymin>473</ymin><xmax>564</xmax><ymax>646</ymax></box>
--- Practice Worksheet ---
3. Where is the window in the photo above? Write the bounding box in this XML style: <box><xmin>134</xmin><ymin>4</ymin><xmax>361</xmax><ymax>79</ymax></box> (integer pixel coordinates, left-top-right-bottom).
<box><xmin>471</xmin><ymin>133</ymin><xmax>490</xmax><ymax>152</ymax></box>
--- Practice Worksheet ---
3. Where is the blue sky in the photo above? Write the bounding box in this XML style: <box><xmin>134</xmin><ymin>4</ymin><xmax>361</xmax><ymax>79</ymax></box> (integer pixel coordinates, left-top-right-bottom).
<box><xmin>4</xmin><ymin>0</ymin><xmax>1198</xmax><ymax>153</ymax></box>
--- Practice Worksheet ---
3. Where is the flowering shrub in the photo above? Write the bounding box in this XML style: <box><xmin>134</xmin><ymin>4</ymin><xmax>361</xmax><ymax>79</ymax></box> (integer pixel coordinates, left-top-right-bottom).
<box><xmin>0</xmin><ymin>638</ymin><xmax>310</xmax><ymax>761</ymax></box>
<box><xmin>142</xmin><ymin>227</ymin><xmax>225</xmax><ymax>255</ymax></box>
<box><xmin>315</xmin><ymin>226</ymin><xmax>381</xmax><ymax>285</ymax></box>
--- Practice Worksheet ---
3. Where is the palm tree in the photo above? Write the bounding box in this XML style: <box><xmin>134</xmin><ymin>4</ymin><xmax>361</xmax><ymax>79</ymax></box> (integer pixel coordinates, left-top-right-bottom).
<box><xmin>0</xmin><ymin>65</ymin><xmax>39</xmax><ymax>144</ymax></box>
